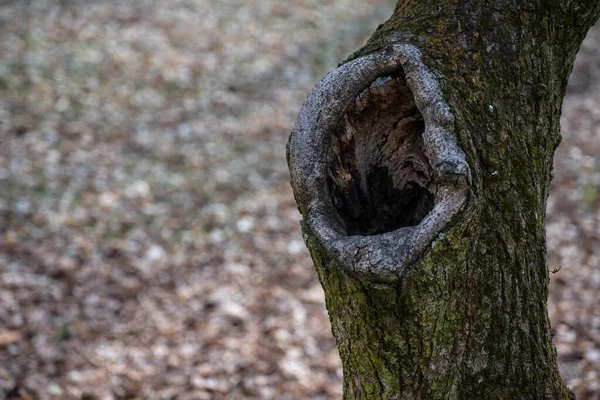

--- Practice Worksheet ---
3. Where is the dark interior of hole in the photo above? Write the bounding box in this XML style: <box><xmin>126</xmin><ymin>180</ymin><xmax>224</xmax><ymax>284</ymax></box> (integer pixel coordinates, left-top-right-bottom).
<box><xmin>327</xmin><ymin>71</ymin><xmax>435</xmax><ymax>236</ymax></box>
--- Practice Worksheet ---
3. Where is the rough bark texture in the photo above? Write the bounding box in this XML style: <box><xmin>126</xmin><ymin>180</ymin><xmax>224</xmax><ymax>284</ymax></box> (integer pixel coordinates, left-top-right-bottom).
<box><xmin>287</xmin><ymin>1</ymin><xmax>600</xmax><ymax>399</ymax></box>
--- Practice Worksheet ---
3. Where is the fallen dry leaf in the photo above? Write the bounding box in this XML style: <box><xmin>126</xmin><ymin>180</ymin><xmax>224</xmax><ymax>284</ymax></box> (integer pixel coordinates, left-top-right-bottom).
<box><xmin>0</xmin><ymin>330</ymin><xmax>22</xmax><ymax>347</ymax></box>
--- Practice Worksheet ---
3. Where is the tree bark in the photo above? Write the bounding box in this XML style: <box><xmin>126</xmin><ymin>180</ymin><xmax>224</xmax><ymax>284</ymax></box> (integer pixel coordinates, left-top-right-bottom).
<box><xmin>287</xmin><ymin>1</ymin><xmax>600</xmax><ymax>399</ymax></box>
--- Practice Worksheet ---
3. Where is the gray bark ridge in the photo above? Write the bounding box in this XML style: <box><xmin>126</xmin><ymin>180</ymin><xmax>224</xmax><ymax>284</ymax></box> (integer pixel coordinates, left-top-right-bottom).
<box><xmin>287</xmin><ymin>43</ymin><xmax>471</xmax><ymax>283</ymax></box>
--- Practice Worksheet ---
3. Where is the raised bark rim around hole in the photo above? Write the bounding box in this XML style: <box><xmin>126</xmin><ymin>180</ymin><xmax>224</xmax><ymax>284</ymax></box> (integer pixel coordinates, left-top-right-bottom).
<box><xmin>287</xmin><ymin>43</ymin><xmax>471</xmax><ymax>282</ymax></box>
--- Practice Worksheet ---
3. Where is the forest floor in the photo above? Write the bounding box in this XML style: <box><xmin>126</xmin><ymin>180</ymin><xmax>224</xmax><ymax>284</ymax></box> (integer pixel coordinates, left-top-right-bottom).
<box><xmin>0</xmin><ymin>1</ymin><xmax>599</xmax><ymax>399</ymax></box>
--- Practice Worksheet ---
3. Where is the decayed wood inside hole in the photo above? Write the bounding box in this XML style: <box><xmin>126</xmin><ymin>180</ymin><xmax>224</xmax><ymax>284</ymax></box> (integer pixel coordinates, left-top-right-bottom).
<box><xmin>327</xmin><ymin>72</ymin><xmax>435</xmax><ymax>236</ymax></box>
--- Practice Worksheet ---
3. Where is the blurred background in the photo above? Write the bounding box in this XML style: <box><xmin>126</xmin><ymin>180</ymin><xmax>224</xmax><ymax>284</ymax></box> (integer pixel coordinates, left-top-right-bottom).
<box><xmin>0</xmin><ymin>1</ymin><xmax>598</xmax><ymax>399</ymax></box>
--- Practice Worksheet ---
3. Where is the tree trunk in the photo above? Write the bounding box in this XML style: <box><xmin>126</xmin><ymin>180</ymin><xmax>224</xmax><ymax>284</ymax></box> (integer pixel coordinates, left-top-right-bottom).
<box><xmin>287</xmin><ymin>1</ymin><xmax>600</xmax><ymax>399</ymax></box>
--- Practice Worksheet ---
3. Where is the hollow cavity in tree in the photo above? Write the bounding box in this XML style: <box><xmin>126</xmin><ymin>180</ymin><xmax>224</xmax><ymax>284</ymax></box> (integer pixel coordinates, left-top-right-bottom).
<box><xmin>327</xmin><ymin>72</ymin><xmax>435</xmax><ymax>236</ymax></box>
<box><xmin>288</xmin><ymin>43</ymin><xmax>470</xmax><ymax>281</ymax></box>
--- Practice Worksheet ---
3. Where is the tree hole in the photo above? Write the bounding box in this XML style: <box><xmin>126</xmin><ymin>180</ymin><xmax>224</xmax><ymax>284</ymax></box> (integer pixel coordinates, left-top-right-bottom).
<box><xmin>327</xmin><ymin>72</ymin><xmax>435</xmax><ymax>236</ymax></box>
